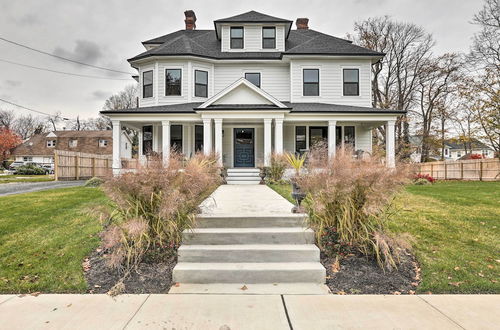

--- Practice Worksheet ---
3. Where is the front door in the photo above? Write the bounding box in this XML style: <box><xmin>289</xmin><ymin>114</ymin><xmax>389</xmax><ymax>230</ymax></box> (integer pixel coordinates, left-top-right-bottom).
<box><xmin>234</xmin><ymin>128</ymin><xmax>255</xmax><ymax>167</ymax></box>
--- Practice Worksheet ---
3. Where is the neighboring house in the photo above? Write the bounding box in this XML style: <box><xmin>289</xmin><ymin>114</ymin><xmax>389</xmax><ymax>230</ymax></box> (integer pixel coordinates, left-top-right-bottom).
<box><xmin>101</xmin><ymin>10</ymin><xmax>404</xmax><ymax>174</ymax></box>
<box><xmin>11</xmin><ymin>130</ymin><xmax>132</xmax><ymax>165</ymax></box>
<box><xmin>410</xmin><ymin>136</ymin><xmax>494</xmax><ymax>162</ymax></box>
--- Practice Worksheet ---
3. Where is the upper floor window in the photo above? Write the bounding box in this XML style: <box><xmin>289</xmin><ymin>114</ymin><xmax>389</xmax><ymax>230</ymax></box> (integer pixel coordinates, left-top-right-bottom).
<box><xmin>143</xmin><ymin>70</ymin><xmax>153</xmax><ymax>98</ymax></box>
<box><xmin>69</xmin><ymin>139</ymin><xmax>78</xmax><ymax>148</ymax></box>
<box><xmin>343</xmin><ymin>69</ymin><xmax>359</xmax><ymax>96</ymax></box>
<box><xmin>47</xmin><ymin>140</ymin><xmax>56</xmax><ymax>148</ymax></box>
<box><xmin>245</xmin><ymin>73</ymin><xmax>261</xmax><ymax>87</ymax></box>
<box><xmin>262</xmin><ymin>27</ymin><xmax>276</xmax><ymax>49</ymax></box>
<box><xmin>303</xmin><ymin>69</ymin><xmax>319</xmax><ymax>96</ymax></box>
<box><xmin>230</xmin><ymin>27</ymin><xmax>244</xmax><ymax>49</ymax></box>
<box><xmin>165</xmin><ymin>69</ymin><xmax>182</xmax><ymax>96</ymax></box>
<box><xmin>195</xmin><ymin>70</ymin><xmax>208</xmax><ymax>98</ymax></box>
<box><xmin>99</xmin><ymin>139</ymin><xmax>108</xmax><ymax>147</ymax></box>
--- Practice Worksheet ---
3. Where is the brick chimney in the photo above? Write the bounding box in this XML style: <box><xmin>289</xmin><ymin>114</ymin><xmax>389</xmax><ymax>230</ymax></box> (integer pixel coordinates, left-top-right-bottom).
<box><xmin>296</xmin><ymin>18</ymin><xmax>309</xmax><ymax>30</ymax></box>
<box><xmin>184</xmin><ymin>10</ymin><xmax>196</xmax><ymax>30</ymax></box>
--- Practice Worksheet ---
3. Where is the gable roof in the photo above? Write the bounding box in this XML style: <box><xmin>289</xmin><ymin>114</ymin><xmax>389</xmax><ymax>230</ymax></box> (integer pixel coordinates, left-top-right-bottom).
<box><xmin>198</xmin><ymin>78</ymin><xmax>288</xmax><ymax>109</ymax></box>
<box><xmin>444</xmin><ymin>139</ymin><xmax>491</xmax><ymax>150</ymax></box>
<box><xmin>213</xmin><ymin>11</ymin><xmax>293</xmax><ymax>39</ymax></box>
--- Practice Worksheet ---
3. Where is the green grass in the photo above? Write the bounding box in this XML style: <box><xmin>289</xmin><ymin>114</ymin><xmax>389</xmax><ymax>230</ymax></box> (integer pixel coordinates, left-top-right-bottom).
<box><xmin>0</xmin><ymin>187</ymin><xmax>106</xmax><ymax>293</ymax></box>
<box><xmin>269</xmin><ymin>181</ymin><xmax>500</xmax><ymax>293</ymax></box>
<box><xmin>0</xmin><ymin>175</ymin><xmax>54</xmax><ymax>184</ymax></box>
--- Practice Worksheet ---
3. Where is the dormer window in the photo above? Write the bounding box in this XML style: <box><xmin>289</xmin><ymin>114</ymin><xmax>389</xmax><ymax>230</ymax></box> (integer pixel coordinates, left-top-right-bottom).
<box><xmin>262</xmin><ymin>27</ymin><xmax>276</xmax><ymax>49</ymax></box>
<box><xmin>230</xmin><ymin>27</ymin><xmax>244</xmax><ymax>49</ymax></box>
<box><xmin>142</xmin><ymin>70</ymin><xmax>153</xmax><ymax>98</ymax></box>
<box><xmin>47</xmin><ymin>140</ymin><xmax>56</xmax><ymax>148</ymax></box>
<box><xmin>69</xmin><ymin>139</ymin><xmax>78</xmax><ymax>148</ymax></box>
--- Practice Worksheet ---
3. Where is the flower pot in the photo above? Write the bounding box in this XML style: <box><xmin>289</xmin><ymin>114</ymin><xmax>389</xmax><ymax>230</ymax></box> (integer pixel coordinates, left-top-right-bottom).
<box><xmin>290</xmin><ymin>180</ymin><xmax>306</xmax><ymax>213</ymax></box>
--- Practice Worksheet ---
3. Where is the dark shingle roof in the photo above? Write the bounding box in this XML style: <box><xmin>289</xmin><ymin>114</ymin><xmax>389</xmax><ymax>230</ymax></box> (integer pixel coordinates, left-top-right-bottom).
<box><xmin>444</xmin><ymin>139</ymin><xmax>490</xmax><ymax>150</ymax></box>
<box><xmin>133</xmin><ymin>28</ymin><xmax>383</xmax><ymax>62</ymax></box>
<box><xmin>101</xmin><ymin>103</ymin><xmax>404</xmax><ymax>114</ymax></box>
<box><xmin>214</xmin><ymin>11</ymin><xmax>292</xmax><ymax>23</ymax></box>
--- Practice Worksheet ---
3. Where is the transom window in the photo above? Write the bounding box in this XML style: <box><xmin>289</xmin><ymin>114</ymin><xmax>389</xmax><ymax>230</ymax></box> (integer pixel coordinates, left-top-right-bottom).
<box><xmin>69</xmin><ymin>139</ymin><xmax>78</xmax><ymax>148</ymax></box>
<box><xmin>99</xmin><ymin>139</ymin><xmax>108</xmax><ymax>147</ymax></box>
<box><xmin>245</xmin><ymin>73</ymin><xmax>261</xmax><ymax>87</ymax></box>
<box><xmin>262</xmin><ymin>27</ymin><xmax>276</xmax><ymax>49</ymax></box>
<box><xmin>195</xmin><ymin>70</ymin><xmax>208</xmax><ymax>98</ymax></box>
<box><xmin>47</xmin><ymin>140</ymin><xmax>56</xmax><ymax>147</ymax></box>
<box><xmin>165</xmin><ymin>69</ymin><xmax>182</xmax><ymax>96</ymax></box>
<box><xmin>303</xmin><ymin>69</ymin><xmax>319</xmax><ymax>96</ymax></box>
<box><xmin>142</xmin><ymin>70</ymin><xmax>153</xmax><ymax>98</ymax></box>
<box><xmin>343</xmin><ymin>69</ymin><xmax>359</xmax><ymax>96</ymax></box>
<box><xmin>230</xmin><ymin>27</ymin><xmax>244</xmax><ymax>49</ymax></box>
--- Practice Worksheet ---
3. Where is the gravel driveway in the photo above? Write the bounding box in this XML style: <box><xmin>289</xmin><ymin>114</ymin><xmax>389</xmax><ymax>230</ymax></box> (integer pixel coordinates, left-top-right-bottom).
<box><xmin>0</xmin><ymin>181</ymin><xmax>86</xmax><ymax>197</ymax></box>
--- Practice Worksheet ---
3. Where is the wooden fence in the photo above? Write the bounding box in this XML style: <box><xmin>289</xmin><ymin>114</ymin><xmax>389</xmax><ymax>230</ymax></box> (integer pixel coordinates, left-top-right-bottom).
<box><xmin>416</xmin><ymin>158</ymin><xmax>500</xmax><ymax>181</ymax></box>
<box><xmin>54</xmin><ymin>150</ymin><xmax>112</xmax><ymax>181</ymax></box>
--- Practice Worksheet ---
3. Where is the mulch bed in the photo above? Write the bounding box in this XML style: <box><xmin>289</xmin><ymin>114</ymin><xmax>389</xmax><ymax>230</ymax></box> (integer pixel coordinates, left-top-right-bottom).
<box><xmin>321</xmin><ymin>251</ymin><xmax>420</xmax><ymax>294</ymax></box>
<box><xmin>83</xmin><ymin>249</ymin><xmax>176</xmax><ymax>294</ymax></box>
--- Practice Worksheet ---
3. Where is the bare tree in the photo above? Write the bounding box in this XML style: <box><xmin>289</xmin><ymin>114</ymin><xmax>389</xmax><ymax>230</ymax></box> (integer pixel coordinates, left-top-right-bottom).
<box><xmin>13</xmin><ymin>114</ymin><xmax>48</xmax><ymax>140</ymax></box>
<box><xmin>351</xmin><ymin>17</ymin><xmax>434</xmax><ymax>158</ymax></box>
<box><xmin>469</xmin><ymin>0</ymin><xmax>500</xmax><ymax>72</ymax></box>
<box><xmin>46</xmin><ymin>111</ymin><xmax>62</xmax><ymax>131</ymax></box>
<box><xmin>67</xmin><ymin>115</ymin><xmax>112</xmax><ymax>131</ymax></box>
<box><xmin>0</xmin><ymin>109</ymin><xmax>15</xmax><ymax>129</ymax></box>
<box><xmin>102</xmin><ymin>85</ymin><xmax>138</xmax><ymax>110</ymax></box>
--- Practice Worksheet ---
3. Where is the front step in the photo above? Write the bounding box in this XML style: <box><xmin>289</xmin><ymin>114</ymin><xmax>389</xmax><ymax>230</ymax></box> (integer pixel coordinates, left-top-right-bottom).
<box><xmin>182</xmin><ymin>227</ymin><xmax>315</xmax><ymax>245</ymax></box>
<box><xmin>172</xmin><ymin>262</ymin><xmax>326</xmax><ymax>284</ymax></box>
<box><xmin>196</xmin><ymin>215</ymin><xmax>307</xmax><ymax>228</ymax></box>
<box><xmin>178</xmin><ymin>244</ymin><xmax>320</xmax><ymax>263</ymax></box>
<box><xmin>226</xmin><ymin>168</ymin><xmax>261</xmax><ymax>185</ymax></box>
<box><xmin>226</xmin><ymin>180</ymin><xmax>260</xmax><ymax>185</ymax></box>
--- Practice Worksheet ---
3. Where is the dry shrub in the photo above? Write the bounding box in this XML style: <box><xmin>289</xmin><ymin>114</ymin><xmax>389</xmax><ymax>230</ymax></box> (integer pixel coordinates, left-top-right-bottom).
<box><xmin>297</xmin><ymin>145</ymin><xmax>411</xmax><ymax>270</ymax></box>
<box><xmin>267</xmin><ymin>153</ymin><xmax>288</xmax><ymax>183</ymax></box>
<box><xmin>101</xmin><ymin>152</ymin><xmax>221</xmax><ymax>270</ymax></box>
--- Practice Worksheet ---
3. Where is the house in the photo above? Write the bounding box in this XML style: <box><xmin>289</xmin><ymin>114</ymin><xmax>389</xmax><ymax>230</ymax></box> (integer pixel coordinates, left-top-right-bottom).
<box><xmin>11</xmin><ymin>130</ymin><xmax>132</xmax><ymax>165</ymax></box>
<box><xmin>101</xmin><ymin>10</ymin><xmax>404</xmax><ymax>174</ymax></box>
<box><xmin>410</xmin><ymin>135</ymin><xmax>494</xmax><ymax>162</ymax></box>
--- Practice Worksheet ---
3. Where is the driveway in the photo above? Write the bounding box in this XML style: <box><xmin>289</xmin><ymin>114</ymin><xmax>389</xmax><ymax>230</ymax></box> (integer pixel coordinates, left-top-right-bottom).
<box><xmin>0</xmin><ymin>181</ymin><xmax>85</xmax><ymax>197</ymax></box>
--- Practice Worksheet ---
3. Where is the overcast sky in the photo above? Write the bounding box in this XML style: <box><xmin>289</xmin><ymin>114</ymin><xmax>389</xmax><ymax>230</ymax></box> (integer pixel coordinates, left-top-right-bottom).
<box><xmin>0</xmin><ymin>0</ymin><xmax>483</xmax><ymax>120</ymax></box>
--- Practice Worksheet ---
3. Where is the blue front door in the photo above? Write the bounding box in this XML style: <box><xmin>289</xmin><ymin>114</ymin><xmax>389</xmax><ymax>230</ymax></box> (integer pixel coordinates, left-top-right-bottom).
<box><xmin>234</xmin><ymin>128</ymin><xmax>255</xmax><ymax>167</ymax></box>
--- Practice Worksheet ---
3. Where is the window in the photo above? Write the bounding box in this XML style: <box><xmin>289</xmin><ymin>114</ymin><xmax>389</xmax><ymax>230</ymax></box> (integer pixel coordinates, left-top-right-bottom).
<box><xmin>142</xmin><ymin>126</ymin><xmax>153</xmax><ymax>155</ymax></box>
<box><xmin>309</xmin><ymin>126</ymin><xmax>328</xmax><ymax>148</ymax></box>
<box><xmin>344</xmin><ymin>126</ymin><xmax>355</xmax><ymax>148</ymax></box>
<box><xmin>165</xmin><ymin>69</ymin><xmax>181</xmax><ymax>96</ymax></box>
<box><xmin>195</xmin><ymin>70</ymin><xmax>208</xmax><ymax>98</ymax></box>
<box><xmin>444</xmin><ymin>148</ymin><xmax>449</xmax><ymax>156</ymax></box>
<box><xmin>47</xmin><ymin>140</ymin><xmax>56</xmax><ymax>147</ymax></box>
<box><xmin>335</xmin><ymin>126</ymin><xmax>342</xmax><ymax>147</ymax></box>
<box><xmin>230</xmin><ymin>27</ymin><xmax>244</xmax><ymax>49</ymax></box>
<box><xmin>142</xmin><ymin>70</ymin><xmax>153</xmax><ymax>98</ymax></box>
<box><xmin>245</xmin><ymin>73</ymin><xmax>261</xmax><ymax>87</ymax></box>
<box><xmin>69</xmin><ymin>139</ymin><xmax>78</xmax><ymax>148</ymax></box>
<box><xmin>170</xmin><ymin>125</ymin><xmax>183</xmax><ymax>152</ymax></box>
<box><xmin>295</xmin><ymin>126</ymin><xmax>306</xmax><ymax>154</ymax></box>
<box><xmin>125</xmin><ymin>142</ymin><xmax>128</xmax><ymax>150</ymax></box>
<box><xmin>99</xmin><ymin>139</ymin><xmax>108</xmax><ymax>147</ymax></box>
<box><xmin>343</xmin><ymin>69</ymin><xmax>359</xmax><ymax>96</ymax></box>
<box><xmin>23</xmin><ymin>156</ymin><xmax>33</xmax><ymax>162</ymax></box>
<box><xmin>262</xmin><ymin>27</ymin><xmax>276</xmax><ymax>49</ymax></box>
<box><xmin>195</xmin><ymin>125</ymin><xmax>204</xmax><ymax>152</ymax></box>
<box><xmin>303</xmin><ymin>69</ymin><xmax>319</xmax><ymax>96</ymax></box>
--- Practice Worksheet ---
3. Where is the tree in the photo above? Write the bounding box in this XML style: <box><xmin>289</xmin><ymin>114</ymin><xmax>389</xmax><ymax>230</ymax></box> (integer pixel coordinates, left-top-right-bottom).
<box><xmin>469</xmin><ymin>0</ymin><xmax>500</xmax><ymax>72</ymax></box>
<box><xmin>102</xmin><ymin>85</ymin><xmax>138</xmax><ymax>111</ymax></box>
<box><xmin>12</xmin><ymin>114</ymin><xmax>48</xmax><ymax>140</ymax></box>
<box><xmin>0</xmin><ymin>110</ymin><xmax>15</xmax><ymax>129</ymax></box>
<box><xmin>350</xmin><ymin>16</ymin><xmax>434</xmax><ymax>158</ymax></box>
<box><xmin>0</xmin><ymin>127</ymin><xmax>21</xmax><ymax>164</ymax></box>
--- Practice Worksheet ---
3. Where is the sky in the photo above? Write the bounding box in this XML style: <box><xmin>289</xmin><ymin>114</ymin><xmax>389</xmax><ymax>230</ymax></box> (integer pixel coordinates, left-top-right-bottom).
<box><xmin>0</xmin><ymin>0</ymin><xmax>483</xmax><ymax>121</ymax></box>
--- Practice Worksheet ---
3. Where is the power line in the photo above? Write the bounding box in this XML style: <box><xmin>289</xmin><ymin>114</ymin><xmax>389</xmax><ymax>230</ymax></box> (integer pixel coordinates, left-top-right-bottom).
<box><xmin>0</xmin><ymin>97</ymin><xmax>70</xmax><ymax>120</ymax></box>
<box><xmin>0</xmin><ymin>58</ymin><xmax>133</xmax><ymax>81</ymax></box>
<box><xmin>0</xmin><ymin>36</ymin><xmax>134</xmax><ymax>75</ymax></box>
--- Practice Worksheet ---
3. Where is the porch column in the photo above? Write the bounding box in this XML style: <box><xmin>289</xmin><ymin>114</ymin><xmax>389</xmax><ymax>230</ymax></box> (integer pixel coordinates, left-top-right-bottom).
<box><xmin>264</xmin><ymin>118</ymin><xmax>272</xmax><ymax>166</ymax></box>
<box><xmin>274</xmin><ymin>118</ymin><xmax>283</xmax><ymax>154</ymax></box>
<box><xmin>328</xmin><ymin>120</ymin><xmax>337</xmax><ymax>159</ymax></box>
<box><xmin>214</xmin><ymin>118</ymin><xmax>223</xmax><ymax>164</ymax></box>
<box><xmin>112</xmin><ymin>120</ymin><xmax>121</xmax><ymax>175</ymax></box>
<box><xmin>162</xmin><ymin>120</ymin><xmax>170</xmax><ymax>164</ymax></box>
<box><xmin>386</xmin><ymin>120</ymin><xmax>396</xmax><ymax>168</ymax></box>
<box><xmin>203</xmin><ymin>118</ymin><xmax>212</xmax><ymax>155</ymax></box>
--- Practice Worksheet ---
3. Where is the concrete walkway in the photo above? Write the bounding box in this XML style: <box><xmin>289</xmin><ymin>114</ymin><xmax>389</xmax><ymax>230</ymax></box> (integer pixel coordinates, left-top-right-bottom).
<box><xmin>0</xmin><ymin>180</ymin><xmax>85</xmax><ymax>196</ymax></box>
<box><xmin>0</xmin><ymin>294</ymin><xmax>498</xmax><ymax>329</ymax></box>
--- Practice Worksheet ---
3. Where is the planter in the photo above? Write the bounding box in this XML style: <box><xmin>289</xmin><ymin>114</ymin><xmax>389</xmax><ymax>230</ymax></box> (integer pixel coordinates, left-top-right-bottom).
<box><xmin>259</xmin><ymin>167</ymin><xmax>267</xmax><ymax>184</ymax></box>
<box><xmin>291</xmin><ymin>180</ymin><xmax>306</xmax><ymax>213</ymax></box>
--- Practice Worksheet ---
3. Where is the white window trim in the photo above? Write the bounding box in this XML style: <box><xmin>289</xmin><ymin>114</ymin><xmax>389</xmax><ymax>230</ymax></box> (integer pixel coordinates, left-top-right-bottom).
<box><xmin>47</xmin><ymin>140</ymin><xmax>56</xmax><ymax>148</ymax></box>
<box><xmin>260</xmin><ymin>25</ymin><xmax>278</xmax><ymax>51</ymax></box>
<box><xmin>301</xmin><ymin>67</ymin><xmax>322</xmax><ymax>98</ymax></box>
<box><xmin>292</xmin><ymin>124</ymin><xmax>357</xmax><ymax>151</ymax></box>
<box><xmin>69</xmin><ymin>139</ymin><xmax>78</xmax><ymax>148</ymax></box>
<box><xmin>193</xmin><ymin>64</ymin><xmax>212</xmax><ymax>100</ymax></box>
<box><xmin>164</xmin><ymin>66</ymin><xmax>184</xmax><ymax>97</ymax></box>
<box><xmin>340</xmin><ymin>66</ymin><xmax>361</xmax><ymax>98</ymax></box>
<box><xmin>140</xmin><ymin>66</ymin><xmax>155</xmax><ymax>99</ymax></box>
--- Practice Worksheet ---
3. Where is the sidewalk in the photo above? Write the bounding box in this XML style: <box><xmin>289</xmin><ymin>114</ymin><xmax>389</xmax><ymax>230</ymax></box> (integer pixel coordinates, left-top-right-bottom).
<box><xmin>0</xmin><ymin>294</ymin><xmax>498</xmax><ymax>329</ymax></box>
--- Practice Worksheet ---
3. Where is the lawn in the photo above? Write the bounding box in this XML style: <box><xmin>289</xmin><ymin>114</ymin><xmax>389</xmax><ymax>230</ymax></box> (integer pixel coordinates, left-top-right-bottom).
<box><xmin>0</xmin><ymin>174</ymin><xmax>54</xmax><ymax>184</ymax></box>
<box><xmin>269</xmin><ymin>181</ymin><xmax>500</xmax><ymax>294</ymax></box>
<box><xmin>0</xmin><ymin>187</ymin><xmax>106</xmax><ymax>293</ymax></box>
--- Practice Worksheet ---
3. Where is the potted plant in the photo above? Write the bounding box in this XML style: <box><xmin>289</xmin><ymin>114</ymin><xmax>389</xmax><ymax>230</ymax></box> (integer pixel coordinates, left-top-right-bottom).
<box><xmin>258</xmin><ymin>166</ymin><xmax>268</xmax><ymax>184</ymax></box>
<box><xmin>284</xmin><ymin>152</ymin><xmax>307</xmax><ymax>213</ymax></box>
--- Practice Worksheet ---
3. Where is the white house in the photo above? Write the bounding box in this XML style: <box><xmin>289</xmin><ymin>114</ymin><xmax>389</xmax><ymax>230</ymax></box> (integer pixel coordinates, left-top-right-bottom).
<box><xmin>102</xmin><ymin>10</ymin><xmax>404</xmax><ymax>174</ymax></box>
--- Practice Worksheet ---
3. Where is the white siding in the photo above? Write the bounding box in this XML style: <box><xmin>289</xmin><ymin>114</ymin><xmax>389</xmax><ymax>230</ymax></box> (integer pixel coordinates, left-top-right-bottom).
<box><xmin>138</xmin><ymin>63</ymin><xmax>156</xmax><ymax>107</ymax></box>
<box><xmin>221</xmin><ymin>24</ymin><xmax>286</xmax><ymax>52</ymax></box>
<box><xmin>214</xmin><ymin>63</ymin><xmax>290</xmax><ymax>101</ymax></box>
<box><xmin>290</xmin><ymin>59</ymin><xmax>372</xmax><ymax>107</ymax></box>
<box><xmin>157</xmin><ymin>61</ymin><xmax>189</xmax><ymax>104</ymax></box>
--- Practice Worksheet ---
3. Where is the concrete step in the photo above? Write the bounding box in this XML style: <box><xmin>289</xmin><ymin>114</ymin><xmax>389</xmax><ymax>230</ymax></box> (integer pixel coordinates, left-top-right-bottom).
<box><xmin>226</xmin><ymin>181</ymin><xmax>261</xmax><ymax>185</ymax></box>
<box><xmin>172</xmin><ymin>262</ymin><xmax>326</xmax><ymax>284</ymax></box>
<box><xmin>226</xmin><ymin>176</ymin><xmax>261</xmax><ymax>181</ymax></box>
<box><xmin>227</xmin><ymin>168</ymin><xmax>260</xmax><ymax>173</ymax></box>
<box><xmin>226</xmin><ymin>172</ymin><xmax>261</xmax><ymax>177</ymax></box>
<box><xmin>178</xmin><ymin>244</ymin><xmax>320</xmax><ymax>263</ymax></box>
<box><xmin>168</xmin><ymin>283</ymin><xmax>331</xmax><ymax>294</ymax></box>
<box><xmin>182</xmin><ymin>228</ymin><xmax>315</xmax><ymax>245</ymax></box>
<box><xmin>196</xmin><ymin>215</ymin><xmax>307</xmax><ymax>228</ymax></box>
